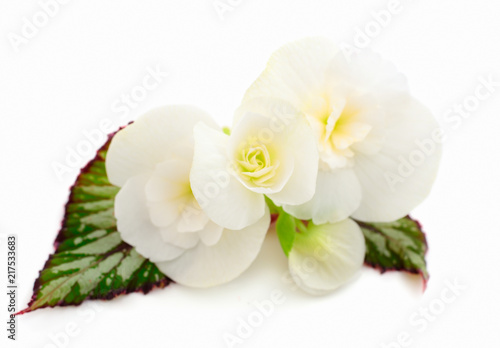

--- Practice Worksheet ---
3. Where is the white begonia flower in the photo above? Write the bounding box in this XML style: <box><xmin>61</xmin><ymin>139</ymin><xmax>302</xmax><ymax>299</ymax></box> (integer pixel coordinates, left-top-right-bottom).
<box><xmin>106</xmin><ymin>106</ymin><xmax>270</xmax><ymax>288</ymax></box>
<box><xmin>243</xmin><ymin>37</ymin><xmax>442</xmax><ymax>224</ymax></box>
<box><xmin>288</xmin><ymin>218</ymin><xmax>366</xmax><ymax>295</ymax></box>
<box><xmin>190</xmin><ymin>98</ymin><xmax>319</xmax><ymax>231</ymax></box>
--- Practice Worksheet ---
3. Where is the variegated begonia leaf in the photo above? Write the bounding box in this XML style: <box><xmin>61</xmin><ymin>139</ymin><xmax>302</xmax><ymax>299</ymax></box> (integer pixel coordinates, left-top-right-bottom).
<box><xmin>355</xmin><ymin>217</ymin><xmax>429</xmax><ymax>286</ymax></box>
<box><xmin>19</xmin><ymin>134</ymin><xmax>171</xmax><ymax>314</ymax></box>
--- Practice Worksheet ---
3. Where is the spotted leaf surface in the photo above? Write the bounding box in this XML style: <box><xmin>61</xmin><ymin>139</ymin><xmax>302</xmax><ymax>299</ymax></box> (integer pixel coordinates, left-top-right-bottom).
<box><xmin>20</xmin><ymin>135</ymin><xmax>171</xmax><ymax>314</ymax></box>
<box><xmin>356</xmin><ymin>217</ymin><xmax>429</xmax><ymax>286</ymax></box>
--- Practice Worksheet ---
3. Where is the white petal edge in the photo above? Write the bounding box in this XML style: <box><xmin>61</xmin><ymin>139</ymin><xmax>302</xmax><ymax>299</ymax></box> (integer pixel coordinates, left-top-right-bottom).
<box><xmin>351</xmin><ymin>95</ymin><xmax>442</xmax><ymax>222</ymax></box>
<box><xmin>190</xmin><ymin>122</ymin><xmax>265</xmax><ymax>230</ymax></box>
<box><xmin>114</xmin><ymin>174</ymin><xmax>186</xmax><ymax>263</ymax></box>
<box><xmin>283</xmin><ymin>168</ymin><xmax>362</xmax><ymax>224</ymax></box>
<box><xmin>156</xmin><ymin>207</ymin><xmax>271</xmax><ymax>288</ymax></box>
<box><xmin>106</xmin><ymin>105</ymin><xmax>218</xmax><ymax>187</ymax></box>
<box><xmin>232</xmin><ymin>97</ymin><xmax>319</xmax><ymax>204</ymax></box>
<box><xmin>288</xmin><ymin>218</ymin><xmax>365</xmax><ymax>295</ymax></box>
<box><xmin>230</xmin><ymin>100</ymin><xmax>295</xmax><ymax>195</ymax></box>
<box><xmin>198</xmin><ymin>221</ymin><xmax>224</xmax><ymax>247</ymax></box>
<box><xmin>325</xmin><ymin>47</ymin><xmax>409</xmax><ymax>102</ymax></box>
<box><xmin>242</xmin><ymin>37</ymin><xmax>339</xmax><ymax>113</ymax></box>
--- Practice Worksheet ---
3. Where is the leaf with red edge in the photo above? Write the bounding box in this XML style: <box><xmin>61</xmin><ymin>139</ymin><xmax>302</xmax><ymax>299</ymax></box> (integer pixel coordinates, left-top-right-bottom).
<box><xmin>19</xmin><ymin>134</ymin><xmax>171</xmax><ymax>314</ymax></box>
<box><xmin>355</xmin><ymin>216</ymin><xmax>429</xmax><ymax>287</ymax></box>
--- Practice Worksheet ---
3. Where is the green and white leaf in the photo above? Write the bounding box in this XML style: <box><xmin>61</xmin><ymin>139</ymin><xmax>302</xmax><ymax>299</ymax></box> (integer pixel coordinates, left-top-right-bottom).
<box><xmin>355</xmin><ymin>216</ymin><xmax>429</xmax><ymax>285</ymax></box>
<box><xmin>20</xmin><ymin>135</ymin><xmax>170</xmax><ymax>314</ymax></box>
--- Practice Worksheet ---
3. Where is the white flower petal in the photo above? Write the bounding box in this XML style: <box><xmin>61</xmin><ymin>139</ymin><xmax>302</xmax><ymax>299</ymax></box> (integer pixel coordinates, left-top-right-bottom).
<box><xmin>145</xmin><ymin>167</ymin><xmax>190</xmax><ymax>203</ymax></box>
<box><xmin>230</xmin><ymin>101</ymin><xmax>295</xmax><ymax>194</ymax></box>
<box><xmin>289</xmin><ymin>218</ymin><xmax>365</xmax><ymax>295</ymax></box>
<box><xmin>114</xmin><ymin>174</ymin><xmax>185</xmax><ymax>262</ymax></box>
<box><xmin>283</xmin><ymin>169</ymin><xmax>362</xmax><ymax>224</ymax></box>
<box><xmin>190</xmin><ymin>122</ymin><xmax>265</xmax><ymax>230</ymax></box>
<box><xmin>176</xmin><ymin>198</ymin><xmax>210</xmax><ymax>233</ymax></box>
<box><xmin>198</xmin><ymin>221</ymin><xmax>224</xmax><ymax>246</ymax></box>
<box><xmin>145</xmin><ymin>159</ymin><xmax>192</xmax><ymax>202</ymax></box>
<box><xmin>106</xmin><ymin>105</ymin><xmax>218</xmax><ymax>187</ymax></box>
<box><xmin>232</xmin><ymin>98</ymin><xmax>318</xmax><ymax>204</ymax></box>
<box><xmin>156</xmin><ymin>207</ymin><xmax>271</xmax><ymax>288</ymax></box>
<box><xmin>147</xmin><ymin>199</ymin><xmax>185</xmax><ymax>228</ymax></box>
<box><xmin>326</xmin><ymin>48</ymin><xmax>408</xmax><ymax>101</ymax></box>
<box><xmin>160</xmin><ymin>223</ymin><xmax>200</xmax><ymax>249</ymax></box>
<box><xmin>145</xmin><ymin>163</ymin><xmax>193</xmax><ymax>228</ymax></box>
<box><xmin>242</xmin><ymin>37</ymin><xmax>339</xmax><ymax>112</ymax></box>
<box><xmin>351</xmin><ymin>95</ymin><xmax>442</xmax><ymax>222</ymax></box>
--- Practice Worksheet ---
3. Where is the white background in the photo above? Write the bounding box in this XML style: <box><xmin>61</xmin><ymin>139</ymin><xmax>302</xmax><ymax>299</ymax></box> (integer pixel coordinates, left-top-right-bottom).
<box><xmin>1</xmin><ymin>0</ymin><xmax>499</xmax><ymax>347</ymax></box>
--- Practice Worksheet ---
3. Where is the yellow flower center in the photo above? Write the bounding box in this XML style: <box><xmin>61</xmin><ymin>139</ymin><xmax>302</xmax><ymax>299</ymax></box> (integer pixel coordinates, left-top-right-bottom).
<box><xmin>305</xmin><ymin>95</ymin><xmax>372</xmax><ymax>169</ymax></box>
<box><xmin>237</xmin><ymin>142</ymin><xmax>280</xmax><ymax>187</ymax></box>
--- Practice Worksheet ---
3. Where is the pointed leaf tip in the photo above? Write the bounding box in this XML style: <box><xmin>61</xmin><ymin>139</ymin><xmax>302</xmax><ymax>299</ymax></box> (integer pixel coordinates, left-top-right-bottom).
<box><xmin>23</xmin><ymin>131</ymin><xmax>172</xmax><ymax>314</ymax></box>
